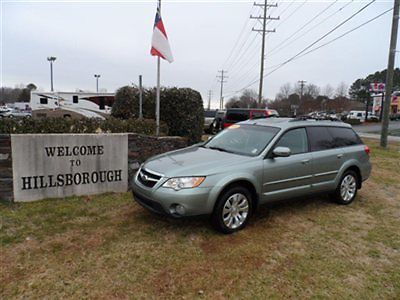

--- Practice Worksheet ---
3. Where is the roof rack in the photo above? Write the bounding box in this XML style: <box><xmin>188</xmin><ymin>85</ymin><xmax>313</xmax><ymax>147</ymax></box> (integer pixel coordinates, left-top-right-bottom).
<box><xmin>289</xmin><ymin>116</ymin><xmax>342</xmax><ymax>122</ymax></box>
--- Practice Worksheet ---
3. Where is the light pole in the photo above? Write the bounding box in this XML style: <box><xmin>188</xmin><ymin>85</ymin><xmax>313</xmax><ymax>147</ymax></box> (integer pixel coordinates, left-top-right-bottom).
<box><xmin>94</xmin><ymin>74</ymin><xmax>101</xmax><ymax>93</ymax></box>
<box><xmin>47</xmin><ymin>56</ymin><xmax>56</xmax><ymax>92</ymax></box>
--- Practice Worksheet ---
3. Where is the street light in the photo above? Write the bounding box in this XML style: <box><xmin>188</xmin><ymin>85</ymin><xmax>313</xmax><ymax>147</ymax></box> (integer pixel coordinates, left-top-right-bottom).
<box><xmin>47</xmin><ymin>56</ymin><xmax>56</xmax><ymax>92</ymax></box>
<box><xmin>94</xmin><ymin>74</ymin><xmax>101</xmax><ymax>93</ymax></box>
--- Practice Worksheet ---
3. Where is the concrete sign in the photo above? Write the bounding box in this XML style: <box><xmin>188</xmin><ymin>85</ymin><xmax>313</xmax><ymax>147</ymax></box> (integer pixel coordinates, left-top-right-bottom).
<box><xmin>11</xmin><ymin>134</ymin><xmax>128</xmax><ymax>202</ymax></box>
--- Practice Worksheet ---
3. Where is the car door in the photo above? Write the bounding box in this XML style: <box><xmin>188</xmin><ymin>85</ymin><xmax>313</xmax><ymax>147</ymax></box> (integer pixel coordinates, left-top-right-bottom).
<box><xmin>261</xmin><ymin>127</ymin><xmax>313</xmax><ymax>203</ymax></box>
<box><xmin>306</xmin><ymin>126</ymin><xmax>344</xmax><ymax>192</ymax></box>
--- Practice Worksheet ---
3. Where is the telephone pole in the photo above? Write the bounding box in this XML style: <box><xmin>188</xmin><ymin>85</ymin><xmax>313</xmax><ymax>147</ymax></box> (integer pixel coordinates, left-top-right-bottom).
<box><xmin>207</xmin><ymin>90</ymin><xmax>213</xmax><ymax>110</ymax></box>
<box><xmin>252</xmin><ymin>0</ymin><xmax>279</xmax><ymax>104</ymax></box>
<box><xmin>217</xmin><ymin>70</ymin><xmax>228</xmax><ymax>109</ymax></box>
<box><xmin>381</xmin><ymin>0</ymin><xmax>399</xmax><ymax>148</ymax></box>
<box><xmin>298</xmin><ymin>80</ymin><xmax>307</xmax><ymax>100</ymax></box>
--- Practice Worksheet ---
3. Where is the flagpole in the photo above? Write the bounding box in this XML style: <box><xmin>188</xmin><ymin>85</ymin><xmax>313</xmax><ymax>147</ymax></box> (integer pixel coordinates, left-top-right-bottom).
<box><xmin>156</xmin><ymin>56</ymin><xmax>160</xmax><ymax>136</ymax></box>
<box><xmin>156</xmin><ymin>0</ymin><xmax>161</xmax><ymax>136</ymax></box>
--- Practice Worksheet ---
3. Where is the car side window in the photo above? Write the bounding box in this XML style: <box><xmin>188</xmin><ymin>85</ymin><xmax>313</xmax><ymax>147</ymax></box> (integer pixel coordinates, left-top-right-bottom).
<box><xmin>275</xmin><ymin>128</ymin><xmax>308</xmax><ymax>155</ymax></box>
<box><xmin>327</xmin><ymin>127</ymin><xmax>362</xmax><ymax>148</ymax></box>
<box><xmin>307</xmin><ymin>127</ymin><xmax>334</xmax><ymax>151</ymax></box>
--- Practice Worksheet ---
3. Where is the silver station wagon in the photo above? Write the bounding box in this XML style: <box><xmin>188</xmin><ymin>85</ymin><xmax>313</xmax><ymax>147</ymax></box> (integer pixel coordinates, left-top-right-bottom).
<box><xmin>132</xmin><ymin>118</ymin><xmax>371</xmax><ymax>233</ymax></box>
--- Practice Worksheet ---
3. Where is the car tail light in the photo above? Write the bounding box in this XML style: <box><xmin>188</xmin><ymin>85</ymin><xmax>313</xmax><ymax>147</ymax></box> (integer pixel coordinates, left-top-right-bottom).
<box><xmin>364</xmin><ymin>145</ymin><xmax>370</xmax><ymax>155</ymax></box>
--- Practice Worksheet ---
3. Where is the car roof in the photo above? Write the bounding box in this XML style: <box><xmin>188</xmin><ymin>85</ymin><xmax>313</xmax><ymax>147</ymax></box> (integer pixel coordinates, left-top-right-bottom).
<box><xmin>239</xmin><ymin>117</ymin><xmax>352</xmax><ymax>130</ymax></box>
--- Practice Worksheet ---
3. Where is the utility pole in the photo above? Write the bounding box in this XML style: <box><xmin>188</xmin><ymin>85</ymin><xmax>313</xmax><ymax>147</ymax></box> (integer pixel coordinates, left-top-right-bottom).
<box><xmin>298</xmin><ymin>80</ymin><xmax>307</xmax><ymax>101</ymax></box>
<box><xmin>139</xmin><ymin>75</ymin><xmax>143</xmax><ymax>119</ymax></box>
<box><xmin>217</xmin><ymin>70</ymin><xmax>228</xmax><ymax>109</ymax></box>
<box><xmin>252</xmin><ymin>0</ymin><xmax>279</xmax><ymax>104</ymax></box>
<box><xmin>207</xmin><ymin>90</ymin><xmax>212</xmax><ymax>110</ymax></box>
<box><xmin>381</xmin><ymin>0</ymin><xmax>399</xmax><ymax>148</ymax></box>
<box><xmin>94</xmin><ymin>74</ymin><xmax>101</xmax><ymax>93</ymax></box>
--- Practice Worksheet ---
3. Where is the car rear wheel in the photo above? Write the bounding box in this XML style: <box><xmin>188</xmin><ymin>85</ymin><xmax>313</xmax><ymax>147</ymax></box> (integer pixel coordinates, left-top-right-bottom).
<box><xmin>334</xmin><ymin>170</ymin><xmax>358</xmax><ymax>205</ymax></box>
<box><xmin>212</xmin><ymin>186</ymin><xmax>252</xmax><ymax>234</ymax></box>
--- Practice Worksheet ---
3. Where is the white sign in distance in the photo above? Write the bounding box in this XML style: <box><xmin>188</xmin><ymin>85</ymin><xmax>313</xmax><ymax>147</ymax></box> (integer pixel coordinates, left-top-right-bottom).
<box><xmin>11</xmin><ymin>134</ymin><xmax>128</xmax><ymax>202</ymax></box>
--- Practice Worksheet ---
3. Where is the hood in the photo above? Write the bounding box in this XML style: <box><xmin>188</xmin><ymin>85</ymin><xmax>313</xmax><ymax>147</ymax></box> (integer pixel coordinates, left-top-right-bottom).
<box><xmin>143</xmin><ymin>146</ymin><xmax>251</xmax><ymax>177</ymax></box>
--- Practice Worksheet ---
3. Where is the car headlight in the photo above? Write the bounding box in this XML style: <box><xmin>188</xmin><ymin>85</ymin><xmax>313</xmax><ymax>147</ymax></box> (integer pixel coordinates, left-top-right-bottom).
<box><xmin>163</xmin><ymin>177</ymin><xmax>205</xmax><ymax>191</ymax></box>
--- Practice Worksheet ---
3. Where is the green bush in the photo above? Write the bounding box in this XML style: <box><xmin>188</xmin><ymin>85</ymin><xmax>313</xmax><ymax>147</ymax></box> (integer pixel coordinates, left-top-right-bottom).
<box><xmin>112</xmin><ymin>86</ymin><xmax>204</xmax><ymax>144</ymax></box>
<box><xmin>0</xmin><ymin>117</ymin><xmax>167</xmax><ymax>135</ymax></box>
<box><xmin>344</xmin><ymin>119</ymin><xmax>362</xmax><ymax>126</ymax></box>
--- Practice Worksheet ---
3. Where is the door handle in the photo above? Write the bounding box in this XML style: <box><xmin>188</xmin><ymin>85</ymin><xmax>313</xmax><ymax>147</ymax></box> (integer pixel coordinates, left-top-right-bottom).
<box><xmin>301</xmin><ymin>159</ymin><xmax>310</xmax><ymax>164</ymax></box>
<box><xmin>337</xmin><ymin>154</ymin><xmax>343</xmax><ymax>159</ymax></box>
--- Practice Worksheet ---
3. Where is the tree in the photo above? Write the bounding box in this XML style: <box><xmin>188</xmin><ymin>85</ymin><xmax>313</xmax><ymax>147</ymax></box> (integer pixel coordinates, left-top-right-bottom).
<box><xmin>304</xmin><ymin>84</ymin><xmax>320</xmax><ymax>99</ymax></box>
<box><xmin>322</xmin><ymin>84</ymin><xmax>334</xmax><ymax>99</ymax></box>
<box><xmin>225</xmin><ymin>89</ymin><xmax>259</xmax><ymax>108</ymax></box>
<box><xmin>26</xmin><ymin>83</ymin><xmax>37</xmax><ymax>91</ymax></box>
<box><xmin>349</xmin><ymin>68</ymin><xmax>400</xmax><ymax>100</ymax></box>
<box><xmin>335</xmin><ymin>82</ymin><xmax>349</xmax><ymax>98</ymax></box>
<box><xmin>276</xmin><ymin>83</ymin><xmax>292</xmax><ymax>101</ymax></box>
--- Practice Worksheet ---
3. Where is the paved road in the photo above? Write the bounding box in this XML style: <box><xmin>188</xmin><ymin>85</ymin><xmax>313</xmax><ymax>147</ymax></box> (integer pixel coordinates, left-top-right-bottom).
<box><xmin>353</xmin><ymin>121</ymin><xmax>400</xmax><ymax>133</ymax></box>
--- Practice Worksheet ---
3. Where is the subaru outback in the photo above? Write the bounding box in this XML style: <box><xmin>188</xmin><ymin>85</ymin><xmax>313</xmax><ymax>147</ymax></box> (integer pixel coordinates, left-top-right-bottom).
<box><xmin>131</xmin><ymin>118</ymin><xmax>371</xmax><ymax>233</ymax></box>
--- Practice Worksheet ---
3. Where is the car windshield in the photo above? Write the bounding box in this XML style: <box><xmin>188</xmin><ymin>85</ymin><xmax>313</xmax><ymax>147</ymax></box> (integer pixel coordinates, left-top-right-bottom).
<box><xmin>204</xmin><ymin>124</ymin><xmax>280</xmax><ymax>156</ymax></box>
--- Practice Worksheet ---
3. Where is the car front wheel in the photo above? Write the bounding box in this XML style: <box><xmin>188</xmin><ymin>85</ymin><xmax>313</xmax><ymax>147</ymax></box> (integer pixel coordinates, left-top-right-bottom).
<box><xmin>334</xmin><ymin>170</ymin><xmax>358</xmax><ymax>205</ymax></box>
<box><xmin>212</xmin><ymin>186</ymin><xmax>252</xmax><ymax>234</ymax></box>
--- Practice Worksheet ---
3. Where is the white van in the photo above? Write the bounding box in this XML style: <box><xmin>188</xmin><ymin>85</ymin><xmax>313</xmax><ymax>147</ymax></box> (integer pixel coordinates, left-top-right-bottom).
<box><xmin>347</xmin><ymin>111</ymin><xmax>379</xmax><ymax>122</ymax></box>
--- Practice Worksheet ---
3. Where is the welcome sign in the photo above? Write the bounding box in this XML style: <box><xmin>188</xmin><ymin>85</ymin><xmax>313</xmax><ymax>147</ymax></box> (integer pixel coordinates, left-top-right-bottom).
<box><xmin>11</xmin><ymin>134</ymin><xmax>128</xmax><ymax>202</ymax></box>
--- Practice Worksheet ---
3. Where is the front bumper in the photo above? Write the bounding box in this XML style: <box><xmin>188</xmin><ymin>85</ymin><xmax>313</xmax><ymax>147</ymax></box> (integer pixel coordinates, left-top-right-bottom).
<box><xmin>131</xmin><ymin>174</ymin><xmax>214</xmax><ymax>217</ymax></box>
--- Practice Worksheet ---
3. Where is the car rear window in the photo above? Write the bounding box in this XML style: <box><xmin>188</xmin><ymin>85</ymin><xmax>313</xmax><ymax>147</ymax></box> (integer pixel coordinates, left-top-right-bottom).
<box><xmin>204</xmin><ymin>110</ymin><xmax>216</xmax><ymax>118</ymax></box>
<box><xmin>251</xmin><ymin>111</ymin><xmax>267</xmax><ymax>119</ymax></box>
<box><xmin>306</xmin><ymin>127</ymin><xmax>334</xmax><ymax>151</ymax></box>
<box><xmin>327</xmin><ymin>127</ymin><xmax>362</xmax><ymax>147</ymax></box>
<box><xmin>225</xmin><ymin>110</ymin><xmax>250</xmax><ymax>122</ymax></box>
<box><xmin>307</xmin><ymin>126</ymin><xmax>363</xmax><ymax>151</ymax></box>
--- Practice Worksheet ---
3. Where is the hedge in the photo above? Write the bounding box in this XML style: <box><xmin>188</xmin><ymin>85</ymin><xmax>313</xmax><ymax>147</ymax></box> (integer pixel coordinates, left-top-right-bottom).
<box><xmin>0</xmin><ymin>117</ymin><xmax>168</xmax><ymax>135</ymax></box>
<box><xmin>112</xmin><ymin>86</ymin><xmax>204</xmax><ymax>144</ymax></box>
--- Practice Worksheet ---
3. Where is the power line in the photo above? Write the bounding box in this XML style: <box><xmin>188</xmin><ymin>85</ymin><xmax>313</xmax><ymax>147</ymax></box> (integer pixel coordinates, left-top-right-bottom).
<box><xmin>233</xmin><ymin>0</ymin><xmax>378</xmax><ymax>95</ymax></box>
<box><xmin>222</xmin><ymin>4</ymin><xmax>256</xmax><ymax>70</ymax></box>
<box><xmin>296</xmin><ymin>7</ymin><xmax>393</xmax><ymax>60</ymax></box>
<box><xmin>269</xmin><ymin>0</ymin><xmax>355</xmax><ymax>57</ymax></box>
<box><xmin>268</xmin><ymin>0</ymin><xmax>339</xmax><ymax>55</ymax></box>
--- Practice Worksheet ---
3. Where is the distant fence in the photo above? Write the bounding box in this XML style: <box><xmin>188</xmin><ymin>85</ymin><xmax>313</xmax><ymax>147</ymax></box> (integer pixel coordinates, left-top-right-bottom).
<box><xmin>0</xmin><ymin>133</ymin><xmax>187</xmax><ymax>202</ymax></box>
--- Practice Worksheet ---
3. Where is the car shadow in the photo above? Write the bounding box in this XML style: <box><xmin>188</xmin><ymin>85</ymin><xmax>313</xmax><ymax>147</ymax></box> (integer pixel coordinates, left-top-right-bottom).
<box><xmin>126</xmin><ymin>194</ymin><xmax>335</xmax><ymax>235</ymax></box>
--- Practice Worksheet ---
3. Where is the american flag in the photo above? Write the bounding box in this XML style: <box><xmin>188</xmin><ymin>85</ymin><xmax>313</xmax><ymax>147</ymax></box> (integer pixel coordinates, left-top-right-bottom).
<box><xmin>151</xmin><ymin>5</ymin><xmax>174</xmax><ymax>63</ymax></box>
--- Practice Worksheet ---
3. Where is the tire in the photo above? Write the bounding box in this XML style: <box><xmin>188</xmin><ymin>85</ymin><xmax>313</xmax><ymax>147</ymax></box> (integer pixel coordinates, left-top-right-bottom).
<box><xmin>333</xmin><ymin>170</ymin><xmax>359</xmax><ymax>205</ymax></box>
<box><xmin>211</xmin><ymin>186</ymin><xmax>253</xmax><ymax>234</ymax></box>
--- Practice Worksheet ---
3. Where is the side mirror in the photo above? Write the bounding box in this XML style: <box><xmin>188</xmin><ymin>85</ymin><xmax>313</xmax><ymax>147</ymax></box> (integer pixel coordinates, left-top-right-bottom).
<box><xmin>272</xmin><ymin>146</ymin><xmax>291</xmax><ymax>157</ymax></box>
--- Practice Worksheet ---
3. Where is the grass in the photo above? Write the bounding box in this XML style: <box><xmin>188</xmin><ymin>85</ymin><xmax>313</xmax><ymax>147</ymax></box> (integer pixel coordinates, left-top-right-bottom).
<box><xmin>1</xmin><ymin>139</ymin><xmax>400</xmax><ymax>299</ymax></box>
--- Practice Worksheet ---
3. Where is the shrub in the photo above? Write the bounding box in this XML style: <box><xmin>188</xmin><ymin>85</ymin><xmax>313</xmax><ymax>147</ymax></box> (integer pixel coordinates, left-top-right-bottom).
<box><xmin>111</xmin><ymin>86</ymin><xmax>204</xmax><ymax>144</ymax></box>
<box><xmin>344</xmin><ymin>119</ymin><xmax>362</xmax><ymax>126</ymax></box>
<box><xmin>0</xmin><ymin>117</ymin><xmax>167</xmax><ymax>135</ymax></box>
<box><xmin>112</xmin><ymin>86</ymin><xmax>139</xmax><ymax>119</ymax></box>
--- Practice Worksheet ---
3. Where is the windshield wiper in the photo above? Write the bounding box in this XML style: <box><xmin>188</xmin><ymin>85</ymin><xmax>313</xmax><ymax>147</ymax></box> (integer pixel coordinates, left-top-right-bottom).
<box><xmin>208</xmin><ymin>146</ymin><xmax>233</xmax><ymax>153</ymax></box>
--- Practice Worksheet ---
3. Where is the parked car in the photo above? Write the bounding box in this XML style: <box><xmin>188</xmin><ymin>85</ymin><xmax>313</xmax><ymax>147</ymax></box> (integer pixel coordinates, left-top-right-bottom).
<box><xmin>203</xmin><ymin>109</ymin><xmax>226</xmax><ymax>134</ymax></box>
<box><xmin>204</xmin><ymin>110</ymin><xmax>217</xmax><ymax>133</ymax></box>
<box><xmin>132</xmin><ymin>118</ymin><xmax>371</xmax><ymax>233</ymax></box>
<box><xmin>9</xmin><ymin>109</ymin><xmax>32</xmax><ymax>118</ymax></box>
<box><xmin>0</xmin><ymin>105</ymin><xmax>12</xmax><ymax>118</ymax></box>
<box><xmin>223</xmin><ymin>108</ymin><xmax>279</xmax><ymax>129</ymax></box>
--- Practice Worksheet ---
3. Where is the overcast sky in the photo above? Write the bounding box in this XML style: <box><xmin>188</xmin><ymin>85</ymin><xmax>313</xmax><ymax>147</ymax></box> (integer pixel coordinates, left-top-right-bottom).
<box><xmin>1</xmin><ymin>0</ymin><xmax>397</xmax><ymax>108</ymax></box>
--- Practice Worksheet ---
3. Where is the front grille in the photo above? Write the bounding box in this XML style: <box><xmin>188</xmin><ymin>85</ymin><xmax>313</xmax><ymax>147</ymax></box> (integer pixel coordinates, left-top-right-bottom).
<box><xmin>137</xmin><ymin>168</ymin><xmax>162</xmax><ymax>188</ymax></box>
